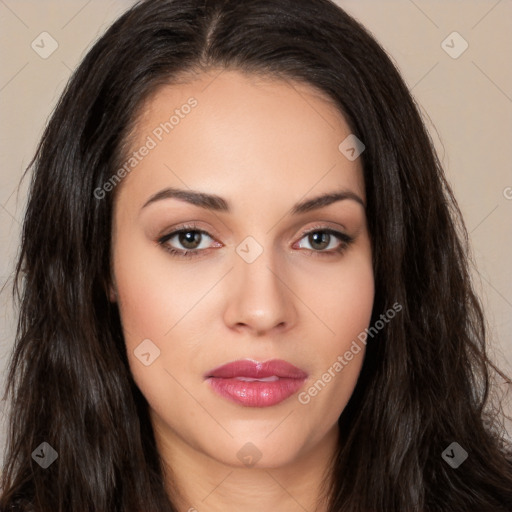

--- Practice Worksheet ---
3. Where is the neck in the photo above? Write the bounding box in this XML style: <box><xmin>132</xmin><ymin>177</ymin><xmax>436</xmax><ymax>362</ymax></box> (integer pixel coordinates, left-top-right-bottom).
<box><xmin>151</xmin><ymin>412</ymin><xmax>339</xmax><ymax>512</ymax></box>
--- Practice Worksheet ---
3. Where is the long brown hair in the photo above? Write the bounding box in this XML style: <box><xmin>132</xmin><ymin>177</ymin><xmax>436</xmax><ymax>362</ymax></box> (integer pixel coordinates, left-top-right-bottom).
<box><xmin>1</xmin><ymin>0</ymin><xmax>511</xmax><ymax>510</ymax></box>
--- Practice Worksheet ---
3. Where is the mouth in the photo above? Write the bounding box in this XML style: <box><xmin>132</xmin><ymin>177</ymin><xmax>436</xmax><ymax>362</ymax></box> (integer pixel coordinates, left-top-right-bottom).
<box><xmin>204</xmin><ymin>359</ymin><xmax>308</xmax><ymax>407</ymax></box>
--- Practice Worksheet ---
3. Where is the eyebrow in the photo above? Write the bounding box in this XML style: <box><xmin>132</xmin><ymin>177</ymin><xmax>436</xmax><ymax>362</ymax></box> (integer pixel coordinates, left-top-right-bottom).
<box><xmin>141</xmin><ymin>186</ymin><xmax>365</xmax><ymax>214</ymax></box>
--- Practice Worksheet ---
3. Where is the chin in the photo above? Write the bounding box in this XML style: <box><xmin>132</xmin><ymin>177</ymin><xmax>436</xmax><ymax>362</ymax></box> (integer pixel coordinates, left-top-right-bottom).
<box><xmin>202</xmin><ymin>433</ymin><xmax>311</xmax><ymax>470</ymax></box>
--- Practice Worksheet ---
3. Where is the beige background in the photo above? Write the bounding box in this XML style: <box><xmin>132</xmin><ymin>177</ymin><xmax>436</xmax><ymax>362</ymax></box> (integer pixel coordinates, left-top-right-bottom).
<box><xmin>1</xmin><ymin>0</ymin><xmax>511</xmax><ymax>468</ymax></box>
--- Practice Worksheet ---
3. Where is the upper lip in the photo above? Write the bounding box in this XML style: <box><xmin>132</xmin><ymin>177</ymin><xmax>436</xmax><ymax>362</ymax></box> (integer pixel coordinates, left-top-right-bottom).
<box><xmin>205</xmin><ymin>359</ymin><xmax>308</xmax><ymax>379</ymax></box>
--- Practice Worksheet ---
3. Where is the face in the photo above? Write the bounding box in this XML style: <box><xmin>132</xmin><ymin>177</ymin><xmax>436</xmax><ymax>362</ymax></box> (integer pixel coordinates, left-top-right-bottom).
<box><xmin>110</xmin><ymin>69</ymin><xmax>374</xmax><ymax>470</ymax></box>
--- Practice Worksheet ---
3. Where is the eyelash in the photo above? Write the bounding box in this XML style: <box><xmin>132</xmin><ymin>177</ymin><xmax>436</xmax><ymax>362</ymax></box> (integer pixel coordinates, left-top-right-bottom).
<box><xmin>157</xmin><ymin>222</ymin><xmax>354</xmax><ymax>259</ymax></box>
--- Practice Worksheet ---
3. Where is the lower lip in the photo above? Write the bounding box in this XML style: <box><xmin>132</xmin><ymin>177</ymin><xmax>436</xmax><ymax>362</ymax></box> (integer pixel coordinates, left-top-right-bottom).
<box><xmin>207</xmin><ymin>377</ymin><xmax>306</xmax><ymax>407</ymax></box>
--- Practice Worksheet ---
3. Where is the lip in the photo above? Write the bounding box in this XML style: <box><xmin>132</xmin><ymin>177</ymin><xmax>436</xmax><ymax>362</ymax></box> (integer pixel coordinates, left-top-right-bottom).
<box><xmin>205</xmin><ymin>359</ymin><xmax>308</xmax><ymax>407</ymax></box>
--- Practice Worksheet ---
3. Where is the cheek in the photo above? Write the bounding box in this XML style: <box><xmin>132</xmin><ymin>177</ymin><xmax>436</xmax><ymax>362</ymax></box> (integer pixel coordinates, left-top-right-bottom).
<box><xmin>112</xmin><ymin>229</ymin><xmax>224</xmax><ymax>398</ymax></box>
<box><xmin>294</xmin><ymin>249</ymin><xmax>374</xmax><ymax>423</ymax></box>
<box><xmin>112</xmin><ymin>232</ymin><xmax>202</xmax><ymax>341</ymax></box>
<box><xmin>317</xmin><ymin>263</ymin><xmax>374</xmax><ymax>336</ymax></box>
<box><xmin>111</xmin><ymin>233</ymin><xmax>186</xmax><ymax>379</ymax></box>
<box><xmin>299</xmin><ymin>242</ymin><xmax>375</xmax><ymax>343</ymax></box>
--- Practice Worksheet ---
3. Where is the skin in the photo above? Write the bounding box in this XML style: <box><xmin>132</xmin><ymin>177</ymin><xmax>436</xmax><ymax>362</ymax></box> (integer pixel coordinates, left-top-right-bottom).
<box><xmin>110</xmin><ymin>69</ymin><xmax>374</xmax><ymax>512</ymax></box>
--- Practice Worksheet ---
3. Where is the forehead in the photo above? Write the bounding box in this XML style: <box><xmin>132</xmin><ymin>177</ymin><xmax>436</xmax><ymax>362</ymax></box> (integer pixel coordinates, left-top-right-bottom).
<box><xmin>115</xmin><ymin>69</ymin><xmax>365</xmax><ymax>209</ymax></box>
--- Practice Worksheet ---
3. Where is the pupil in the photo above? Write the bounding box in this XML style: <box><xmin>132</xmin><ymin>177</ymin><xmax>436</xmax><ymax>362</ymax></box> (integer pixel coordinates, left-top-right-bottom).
<box><xmin>310</xmin><ymin>232</ymin><xmax>329</xmax><ymax>250</ymax></box>
<box><xmin>180</xmin><ymin>231</ymin><xmax>201</xmax><ymax>249</ymax></box>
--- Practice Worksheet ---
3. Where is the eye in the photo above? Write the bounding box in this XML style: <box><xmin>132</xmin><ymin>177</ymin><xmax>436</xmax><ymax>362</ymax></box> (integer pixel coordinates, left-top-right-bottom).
<box><xmin>158</xmin><ymin>223</ymin><xmax>219</xmax><ymax>259</ymax></box>
<box><xmin>295</xmin><ymin>227</ymin><xmax>354</xmax><ymax>256</ymax></box>
<box><xmin>161</xmin><ymin>229</ymin><xmax>212</xmax><ymax>250</ymax></box>
<box><xmin>158</xmin><ymin>223</ymin><xmax>354</xmax><ymax>259</ymax></box>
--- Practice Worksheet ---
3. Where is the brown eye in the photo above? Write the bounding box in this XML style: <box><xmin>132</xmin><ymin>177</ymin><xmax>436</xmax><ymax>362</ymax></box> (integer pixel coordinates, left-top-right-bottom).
<box><xmin>308</xmin><ymin>232</ymin><xmax>331</xmax><ymax>250</ymax></box>
<box><xmin>158</xmin><ymin>227</ymin><xmax>216</xmax><ymax>256</ymax></box>
<box><xmin>296</xmin><ymin>228</ymin><xmax>353</xmax><ymax>255</ymax></box>
<box><xmin>178</xmin><ymin>231</ymin><xmax>203</xmax><ymax>250</ymax></box>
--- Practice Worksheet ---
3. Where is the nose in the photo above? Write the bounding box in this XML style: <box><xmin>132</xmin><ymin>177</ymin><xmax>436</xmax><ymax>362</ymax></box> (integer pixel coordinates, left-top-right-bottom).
<box><xmin>223</xmin><ymin>247</ymin><xmax>298</xmax><ymax>336</ymax></box>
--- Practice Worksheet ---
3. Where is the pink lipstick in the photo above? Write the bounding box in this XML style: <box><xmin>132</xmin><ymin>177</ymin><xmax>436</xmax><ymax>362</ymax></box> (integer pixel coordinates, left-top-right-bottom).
<box><xmin>205</xmin><ymin>359</ymin><xmax>308</xmax><ymax>407</ymax></box>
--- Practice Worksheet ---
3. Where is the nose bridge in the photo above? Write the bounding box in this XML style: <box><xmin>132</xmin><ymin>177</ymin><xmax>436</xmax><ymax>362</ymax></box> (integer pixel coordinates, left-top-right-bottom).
<box><xmin>224</xmin><ymin>233</ymin><xmax>295</xmax><ymax>333</ymax></box>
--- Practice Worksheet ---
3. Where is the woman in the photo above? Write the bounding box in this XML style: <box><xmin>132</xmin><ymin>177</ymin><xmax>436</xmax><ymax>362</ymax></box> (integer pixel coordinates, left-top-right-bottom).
<box><xmin>1</xmin><ymin>0</ymin><xmax>511</xmax><ymax>510</ymax></box>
